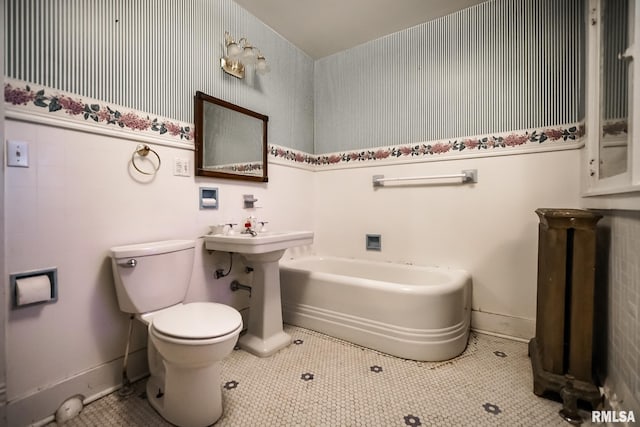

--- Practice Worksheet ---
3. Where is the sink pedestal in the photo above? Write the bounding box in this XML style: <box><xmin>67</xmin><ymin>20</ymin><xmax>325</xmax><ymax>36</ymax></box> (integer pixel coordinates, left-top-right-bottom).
<box><xmin>203</xmin><ymin>230</ymin><xmax>313</xmax><ymax>357</ymax></box>
<box><xmin>238</xmin><ymin>249</ymin><xmax>291</xmax><ymax>357</ymax></box>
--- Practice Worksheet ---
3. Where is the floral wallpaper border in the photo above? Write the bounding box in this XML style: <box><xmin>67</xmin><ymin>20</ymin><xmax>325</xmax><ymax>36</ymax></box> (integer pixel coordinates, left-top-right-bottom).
<box><xmin>270</xmin><ymin>123</ymin><xmax>585</xmax><ymax>168</ymax></box>
<box><xmin>4</xmin><ymin>79</ymin><xmax>193</xmax><ymax>142</ymax></box>
<box><xmin>602</xmin><ymin>119</ymin><xmax>627</xmax><ymax>137</ymax></box>
<box><xmin>208</xmin><ymin>162</ymin><xmax>263</xmax><ymax>174</ymax></box>
<box><xmin>5</xmin><ymin>79</ymin><xmax>585</xmax><ymax>170</ymax></box>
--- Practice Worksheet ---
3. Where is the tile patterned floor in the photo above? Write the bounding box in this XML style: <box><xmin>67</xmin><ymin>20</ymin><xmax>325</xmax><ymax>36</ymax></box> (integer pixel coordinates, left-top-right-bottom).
<box><xmin>47</xmin><ymin>325</ymin><xmax>592</xmax><ymax>426</ymax></box>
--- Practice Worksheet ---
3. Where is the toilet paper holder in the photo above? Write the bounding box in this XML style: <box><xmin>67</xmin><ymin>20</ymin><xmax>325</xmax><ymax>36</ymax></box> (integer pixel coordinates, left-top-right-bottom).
<box><xmin>9</xmin><ymin>268</ymin><xmax>58</xmax><ymax>308</ymax></box>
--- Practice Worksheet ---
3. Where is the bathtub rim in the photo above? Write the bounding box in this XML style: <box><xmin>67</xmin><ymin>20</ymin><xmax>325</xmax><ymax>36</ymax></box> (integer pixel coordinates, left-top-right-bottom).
<box><xmin>280</xmin><ymin>255</ymin><xmax>471</xmax><ymax>294</ymax></box>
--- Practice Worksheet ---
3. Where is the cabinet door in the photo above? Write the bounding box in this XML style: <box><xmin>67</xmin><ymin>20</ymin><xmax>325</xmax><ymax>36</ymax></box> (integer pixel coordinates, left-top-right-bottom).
<box><xmin>583</xmin><ymin>0</ymin><xmax>640</xmax><ymax>209</ymax></box>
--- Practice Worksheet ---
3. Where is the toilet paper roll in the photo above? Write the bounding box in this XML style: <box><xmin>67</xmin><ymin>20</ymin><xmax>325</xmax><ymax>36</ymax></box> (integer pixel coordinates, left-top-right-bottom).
<box><xmin>16</xmin><ymin>275</ymin><xmax>52</xmax><ymax>306</ymax></box>
<box><xmin>201</xmin><ymin>198</ymin><xmax>217</xmax><ymax>207</ymax></box>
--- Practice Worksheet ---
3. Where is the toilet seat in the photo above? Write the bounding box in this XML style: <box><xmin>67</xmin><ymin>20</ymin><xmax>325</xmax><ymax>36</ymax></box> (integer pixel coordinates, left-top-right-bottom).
<box><xmin>151</xmin><ymin>302</ymin><xmax>242</xmax><ymax>340</ymax></box>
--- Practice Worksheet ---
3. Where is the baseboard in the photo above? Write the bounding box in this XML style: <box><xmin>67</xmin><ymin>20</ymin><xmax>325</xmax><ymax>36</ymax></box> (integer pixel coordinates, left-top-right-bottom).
<box><xmin>7</xmin><ymin>349</ymin><xmax>148</xmax><ymax>427</ymax></box>
<box><xmin>471</xmin><ymin>310</ymin><xmax>535</xmax><ymax>341</ymax></box>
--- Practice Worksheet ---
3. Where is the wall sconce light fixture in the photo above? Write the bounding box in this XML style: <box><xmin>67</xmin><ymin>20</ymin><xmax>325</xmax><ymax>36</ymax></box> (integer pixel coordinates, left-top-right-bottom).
<box><xmin>221</xmin><ymin>31</ymin><xmax>269</xmax><ymax>79</ymax></box>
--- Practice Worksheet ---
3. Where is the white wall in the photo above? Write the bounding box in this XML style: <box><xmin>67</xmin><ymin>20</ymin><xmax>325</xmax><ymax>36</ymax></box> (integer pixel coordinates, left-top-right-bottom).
<box><xmin>3</xmin><ymin>119</ymin><xmax>314</xmax><ymax>424</ymax></box>
<box><xmin>313</xmin><ymin>150</ymin><xmax>582</xmax><ymax>337</ymax></box>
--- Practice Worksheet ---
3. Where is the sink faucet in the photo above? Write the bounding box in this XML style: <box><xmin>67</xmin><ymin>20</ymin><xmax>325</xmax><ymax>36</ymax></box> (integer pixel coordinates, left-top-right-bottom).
<box><xmin>243</xmin><ymin>228</ymin><xmax>258</xmax><ymax>237</ymax></box>
<box><xmin>242</xmin><ymin>218</ymin><xmax>258</xmax><ymax>237</ymax></box>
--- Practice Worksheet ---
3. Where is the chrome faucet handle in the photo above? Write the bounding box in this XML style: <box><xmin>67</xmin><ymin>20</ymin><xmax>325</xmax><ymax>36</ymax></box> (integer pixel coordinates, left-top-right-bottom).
<box><xmin>258</xmin><ymin>221</ymin><xmax>269</xmax><ymax>232</ymax></box>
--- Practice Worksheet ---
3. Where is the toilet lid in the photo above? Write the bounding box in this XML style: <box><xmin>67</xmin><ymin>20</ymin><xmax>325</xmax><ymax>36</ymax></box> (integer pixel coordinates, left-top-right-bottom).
<box><xmin>152</xmin><ymin>302</ymin><xmax>242</xmax><ymax>339</ymax></box>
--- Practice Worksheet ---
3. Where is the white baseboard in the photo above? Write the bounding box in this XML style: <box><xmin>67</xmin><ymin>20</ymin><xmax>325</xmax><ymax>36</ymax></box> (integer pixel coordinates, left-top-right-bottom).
<box><xmin>7</xmin><ymin>349</ymin><xmax>148</xmax><ymax>427</ymax></box>
<box><xmin>471</xmin><ymin>310</ymin><xmax>535</xmax><ymax>341</ymax></box>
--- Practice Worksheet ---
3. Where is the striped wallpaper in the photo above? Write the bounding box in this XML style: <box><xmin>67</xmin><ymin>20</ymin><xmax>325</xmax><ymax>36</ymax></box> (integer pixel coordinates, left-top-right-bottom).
<box><xmin>4</xmin><ymin>0</ymin><xmax>315</xmax><ymax>153</ymax></box>
<box><xmin>601</xmin><ymin>0</ymin><xmax>629</xmax><ymax>121</ymax></box>
<box><xmin>5</xmin><ymin>0</ymin><xmax>584</xmax><ymax>155</ymax></box>
<box><xmin>314</xmin><ymin>0</ymin><xmax>585</xmax><ymax>153</ymax></box>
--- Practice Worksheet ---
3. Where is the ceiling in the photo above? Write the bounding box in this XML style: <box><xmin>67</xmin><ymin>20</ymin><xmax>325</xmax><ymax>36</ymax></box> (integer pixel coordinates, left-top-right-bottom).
<box><xmin>233</xmin><ymin>0</ymin><xmax>488</xmax><ymax>59</ymax></box>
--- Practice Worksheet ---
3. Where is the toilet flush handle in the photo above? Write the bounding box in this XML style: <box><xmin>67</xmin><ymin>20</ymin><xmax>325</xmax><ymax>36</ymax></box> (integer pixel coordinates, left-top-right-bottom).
<box><xmin>118</xmin><ymin>259</ymin><xmax>137</xmax><ymax>268</ymax></box>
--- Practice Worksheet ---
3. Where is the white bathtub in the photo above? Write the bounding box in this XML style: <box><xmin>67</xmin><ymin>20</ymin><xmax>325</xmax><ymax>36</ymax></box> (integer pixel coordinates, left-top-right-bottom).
<box><xmin>280</xmin><ymin>256</ymin><xmax>472</xmax><ymax>361</ymax></box>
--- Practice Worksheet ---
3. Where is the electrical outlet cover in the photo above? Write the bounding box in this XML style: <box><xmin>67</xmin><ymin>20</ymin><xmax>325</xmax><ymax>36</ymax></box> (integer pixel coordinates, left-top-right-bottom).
<box><xmin>173</xmin><ymin>157</ymin><xmax>190</xmax><ymax>176</ymax></box>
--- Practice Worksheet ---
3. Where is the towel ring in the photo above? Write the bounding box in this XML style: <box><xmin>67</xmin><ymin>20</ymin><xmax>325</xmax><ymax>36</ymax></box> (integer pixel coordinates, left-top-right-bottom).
<box><xmin>131</xmin><ymin>144</ymin><xmax>161</xmax><ymax>175</ymax></box>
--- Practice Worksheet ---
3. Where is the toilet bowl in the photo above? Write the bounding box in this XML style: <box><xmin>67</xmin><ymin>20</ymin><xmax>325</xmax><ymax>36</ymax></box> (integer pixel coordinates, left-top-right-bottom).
<box><xmin>109</xmin><ymin>240</ymin><xmax>242</xmax><ymax>427</ymax></box>
<box><xmin>142</xmin><ymin>302</ymin><xmax>242</xmax><ymax>426</ymax></box>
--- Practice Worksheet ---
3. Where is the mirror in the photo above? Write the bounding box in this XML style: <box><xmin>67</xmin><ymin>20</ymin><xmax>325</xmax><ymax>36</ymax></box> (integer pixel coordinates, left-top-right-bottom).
<box><xmin>598</xmin><ymin>0</ymin><xmax>630</xmax><ymax>179</ymax></box>
<box><xmin>194</xmin><ymin>91</ymin><xmax>268</xmax><ymax>182</ymax></box>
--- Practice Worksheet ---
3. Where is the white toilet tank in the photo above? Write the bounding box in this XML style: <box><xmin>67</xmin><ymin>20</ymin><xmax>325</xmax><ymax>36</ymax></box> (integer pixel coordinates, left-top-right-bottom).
<box><xmin>110</xmin><ymin>240</ymin><xmax>195</xmax><ymax>314</ymax></box>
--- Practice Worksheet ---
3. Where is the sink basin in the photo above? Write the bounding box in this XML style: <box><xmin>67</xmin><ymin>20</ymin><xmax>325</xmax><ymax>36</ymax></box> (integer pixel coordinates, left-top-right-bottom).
<box><xmin>204</xmin><ymin>230</ymin><xmax>313</xmax><ymax>254</ymax></box>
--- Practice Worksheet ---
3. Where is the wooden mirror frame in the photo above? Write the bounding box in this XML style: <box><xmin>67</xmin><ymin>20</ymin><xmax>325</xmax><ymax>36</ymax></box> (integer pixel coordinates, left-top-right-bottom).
<box><xmin>194</xmin><ymin>91</ymin><xmax>268</xmax><ymax>182</ymax></box>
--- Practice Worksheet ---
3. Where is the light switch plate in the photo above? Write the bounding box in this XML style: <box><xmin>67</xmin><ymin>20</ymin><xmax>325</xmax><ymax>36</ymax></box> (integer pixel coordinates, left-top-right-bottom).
<box><xmin>7</xmin><ymin>140</ymin><xmax>29</xmax><ymax>167</ymax></box>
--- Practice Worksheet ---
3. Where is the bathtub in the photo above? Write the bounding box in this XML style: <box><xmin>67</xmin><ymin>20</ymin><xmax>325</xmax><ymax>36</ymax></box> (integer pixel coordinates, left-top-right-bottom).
<box><xmin>280</xmin><ymin>256</ymin><xmax>472</xmax><ymax>361</ymax></box>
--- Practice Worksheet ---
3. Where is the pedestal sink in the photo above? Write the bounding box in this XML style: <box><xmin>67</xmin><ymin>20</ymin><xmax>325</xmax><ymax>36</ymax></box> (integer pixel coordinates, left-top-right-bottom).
<box><xmin>204</xmin><ymin>231</ymin><xmax>313</xmax><ymax>357</ymax></box>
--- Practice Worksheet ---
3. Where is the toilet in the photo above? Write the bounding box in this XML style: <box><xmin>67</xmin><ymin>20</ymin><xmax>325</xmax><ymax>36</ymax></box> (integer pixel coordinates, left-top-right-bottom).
<box><xmin>109</xmin><ymin>239</ymin><xmax>242</xmax><ymax>427</ymax></box>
